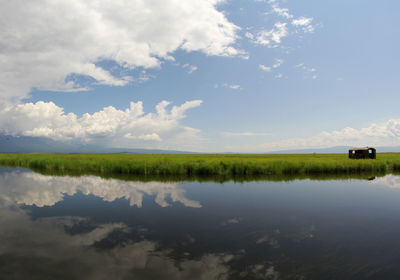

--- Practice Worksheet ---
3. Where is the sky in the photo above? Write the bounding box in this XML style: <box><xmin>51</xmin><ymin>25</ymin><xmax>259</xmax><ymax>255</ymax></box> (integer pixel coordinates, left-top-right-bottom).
<box><xmin>0</xmin><ymin>0</ymin><xmax>399</xmax><ymax>152</ymax></box>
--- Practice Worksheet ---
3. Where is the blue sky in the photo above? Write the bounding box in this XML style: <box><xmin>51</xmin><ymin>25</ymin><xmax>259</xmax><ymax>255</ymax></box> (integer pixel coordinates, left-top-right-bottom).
<box><xmin>0</xmin><ymin>0</ymin><xmax>399</xmax><ymax>152</ymax></box>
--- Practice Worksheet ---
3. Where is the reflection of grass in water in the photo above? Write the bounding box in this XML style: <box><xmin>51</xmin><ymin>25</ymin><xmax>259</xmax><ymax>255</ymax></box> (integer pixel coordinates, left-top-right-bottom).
<box><xmin>3</xmin><ymin>168</ymin><xmax>391</xmax><ymax>183</ymax></box>
<box><xmin>0</xmin><ymin>153</ymin><xmax>399</xmax><ymax>182</ymax></box>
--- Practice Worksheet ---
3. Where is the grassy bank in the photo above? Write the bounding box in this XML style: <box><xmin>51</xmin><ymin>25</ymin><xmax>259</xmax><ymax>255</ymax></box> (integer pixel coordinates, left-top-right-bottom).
<box><xmin>0</xmin><ymin>153</ymin><xmax>399</xmax><ymax>180</ymax></box>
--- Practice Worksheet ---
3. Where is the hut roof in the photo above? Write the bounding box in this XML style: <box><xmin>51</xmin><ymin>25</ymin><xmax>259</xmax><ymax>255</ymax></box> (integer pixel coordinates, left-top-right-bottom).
<box><xmin>349</xmin><ymin>147</ymin><xmax>375</xmax><ymax>151</ymax></box>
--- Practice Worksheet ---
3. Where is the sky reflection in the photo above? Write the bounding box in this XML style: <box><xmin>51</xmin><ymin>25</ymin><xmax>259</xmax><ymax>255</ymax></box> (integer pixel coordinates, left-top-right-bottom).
<box><xmin>2</xmin><ymin>168</ymin><xmax>400</xmax><ymax>279</ymax></box>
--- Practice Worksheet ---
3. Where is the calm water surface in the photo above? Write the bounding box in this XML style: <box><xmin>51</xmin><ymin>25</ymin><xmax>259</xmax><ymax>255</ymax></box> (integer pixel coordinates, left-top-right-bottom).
<box><xmin>1</xmin><ymin>167</ymin><xmax>400</xmax><ymax>279</ymax></box>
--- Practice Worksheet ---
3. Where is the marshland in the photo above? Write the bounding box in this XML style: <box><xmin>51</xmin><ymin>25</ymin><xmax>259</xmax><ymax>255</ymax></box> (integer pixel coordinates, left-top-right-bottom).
<box><xmin>0</xmin><ymin>153</ymin><xmax>399</xmax><ymax>180</ymax></box>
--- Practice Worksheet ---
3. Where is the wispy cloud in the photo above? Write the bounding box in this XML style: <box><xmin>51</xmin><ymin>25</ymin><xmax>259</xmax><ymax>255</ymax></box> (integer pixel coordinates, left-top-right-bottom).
<box><xmin>295</xmin><ymin>63</ymin><xmax>317</xmax><ymax>79</ymax></box>
<box><xmin>135</xmin><ymin>70</ymin><xmax>154</xmax><ymax>82</ymax></box>
<box><xmin>292</xmin><ymin>17</ymin><xmax>315</xmax><ymax>33</ymax></box>
<box><xmin>222</xmin><ymin>131</ymin><xmax>271</xmax><ymax>137</ymax></box>
<box><xmin>273</xmin><ymin>58</ymin><xmax>284</xmax><ymax>68</ymax></box>
<box><xmin>221</xmin><ymin>218</ymin><xmax>241</xmax><ymax>226</ymax></box>
<box><xmin>182</xmin><ymin>64</ymin><xmax>198</xmax><ymax>74</ymax></box>
<box><xmin>259</xmin><ymin>58</ymin><xmax>283</xmax><ymax>73</ymax></box>
<box><xmin>245</xmin><ymin>32</ymin><xmax>254</xmax><ymax>40</ymax></box>
<box><xmin>253</xmin><ymin>22</ymin><xmax>288</xmax><ymax>48</ymax></box>
<box><xmin>124</xmin><ymin>133</ymin><xmax>161</xmax><ymax>142</ymax></box>
<box><xmin>259</xmin><ymin>64</ymin><xmax>272</xmax><ymax>72</ymax></box>
<box><xmin>222</xmin><ymin>83</ymin><xmax>243</xmax><ymax>90</ymax></box>
<box><xmin>272</xmin><ymin>6</ymin><xmax>293</xmax><ymax>19</ymax></box>
<box><xmin>267</xmin><ymin>0</ymin><xmax>294</xmax><ymax>19</ymax></box>
<box><xmin>246</xmin><ymin>1</ymin><xmax>316</xmax><ymax>48</ymax></box>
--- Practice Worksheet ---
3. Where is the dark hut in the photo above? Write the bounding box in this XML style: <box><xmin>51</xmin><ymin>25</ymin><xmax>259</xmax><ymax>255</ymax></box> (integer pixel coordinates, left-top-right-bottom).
<box><xmin>348</xmin><ymin>147</ymin><xmax>376</xmax><ymax>159</ymax></box>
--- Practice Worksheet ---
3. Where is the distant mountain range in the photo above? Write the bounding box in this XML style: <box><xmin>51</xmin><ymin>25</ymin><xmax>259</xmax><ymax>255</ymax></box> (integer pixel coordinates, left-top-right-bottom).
<box><xmin>1</xmin><ymin>135</ymin><xmax>399</xmax><ymax>154</ymax></box>
<box><xmin>0</xmin><ymin>135</ymin><xmax>194</xmax><ymax>154</ymax></box>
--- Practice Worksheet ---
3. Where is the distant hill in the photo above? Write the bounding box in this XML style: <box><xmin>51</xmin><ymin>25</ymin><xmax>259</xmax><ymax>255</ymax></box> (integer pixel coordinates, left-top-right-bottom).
<box><xmin>1</xmin><ymin>135</ymin><xmax>399</xmax><ymax>154</ymax></box>
<box><xmin>0</xmin><ymin>135</ymin><xmax>195</xmax><ymax>154</ymax></box>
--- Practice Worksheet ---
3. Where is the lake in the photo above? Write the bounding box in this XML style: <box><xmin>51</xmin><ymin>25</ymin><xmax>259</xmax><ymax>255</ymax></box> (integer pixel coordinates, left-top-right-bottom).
<box><xmin>1</xmin><ymin>167</ymin><xmax>400</xmax><ymax>279</ymax></box>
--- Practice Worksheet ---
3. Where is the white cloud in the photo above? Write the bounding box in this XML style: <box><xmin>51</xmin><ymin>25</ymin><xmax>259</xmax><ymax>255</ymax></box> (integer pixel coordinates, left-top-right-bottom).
<box><xmin>295</xmin><ymin>62</ymin><xmax>317</xmax><ymax>79</ymax></box>
<box><xmin>258</xmin><ymin>59</ymin><xmax>282</xmax><ymax>73</ymax></box>
<box><xmin>272</xmin><ymin>58</ymin><xmax>284</xmax><ymax>68</ymax></box>
<box><xmin>222</xmin><ymin>132</ymin><xmax>270</xmax><ymax>137</ymax></box>
<box><xmin>222</xmin><ymin>83</ymin><xmax>243</xmax><ymax>90</ymax></box>
<box><xmin>275</xmin><ymin>73</ymin><xmax>283</xmax><ymax>79</ymax></box>
<box><xmin>259</xmin><ymin>64</ymin><xmax>272</xmax><ymax>72</ymax></box>
<box><xmin>164</xmin><ymin>55</ymin><xmax>176</xmax><ymax>62</ymax></box>
<box><xmin>0</xmin><ymin>100</ymin><xmax>203</xmax><ymax>149</ymax></box>
<box><xmin>230</xmin><ymin>85</ymin><xmax>242</xmax><ymax>90</ymax></box>
<box><xmin>231</xmin><ymin>119</ymin><xmax>400</xmax><ymax>152</ymax></box>
<box><xmin>135</xmin><ymin>70</ymin><xmax>154</xmax><ymax>83</ymax></box>
<box><xmin>247</xmin><ymin>2</ymin><xmax>316</xmax><ymax>49</ymax></box>
<box><xmin>292</xmin><ymin>16</ymin><xmax>313</xmax><ymax>26</ymax></box>
<box><xmin>0</xmin><ymin>0</ymin><xmax>243</xmax><ymax>101</ymax></box>
<box><xmin>292</xmin><ymin>16</ymin><xmax>315</xmax><ymax>33</ymax></box>
<box><xmin>253</xmin><ymin>22</ymin><xmax>288</xmax><ymax>48</ymax></box>
<box><xmin>182</xmin><ymin>64</ymin><xmax>198</xmax><ymax>74</ymax></box>
<box><xmin>245</xmin><ymin>32</ymin><xmax>254</xmax><ymax>40</ymax></box>
<box><xmin>124</xmin><ymin>133</ymin><xmax>162</xmax><ymax>142</ymax></box>
<box><xmin>271</xmin><ymin>5</ymin><xmax>293</xmax><ymax>19</ymax></box>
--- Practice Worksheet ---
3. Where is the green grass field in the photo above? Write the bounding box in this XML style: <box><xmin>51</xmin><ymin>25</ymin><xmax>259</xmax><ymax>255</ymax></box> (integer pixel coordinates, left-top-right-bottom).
<box><xmin>0</xmin><ymin>153</ymin><xmax>399</xmax><ymax>181</ymax></box>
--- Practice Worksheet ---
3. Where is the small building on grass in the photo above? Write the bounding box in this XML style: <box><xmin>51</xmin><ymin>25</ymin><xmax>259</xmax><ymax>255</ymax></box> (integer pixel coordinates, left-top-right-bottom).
<box><xmin>348</xmin><ymin>147</ymin><xmax>376</xmax><ymax>159</ymax></box>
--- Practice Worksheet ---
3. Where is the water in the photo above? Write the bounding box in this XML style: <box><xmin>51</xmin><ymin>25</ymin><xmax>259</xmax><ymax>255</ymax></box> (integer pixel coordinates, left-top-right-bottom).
<box><xmin>1</xmin><ymin>168</ymin><xmax>400</xmax><ymax>279</ymax></box>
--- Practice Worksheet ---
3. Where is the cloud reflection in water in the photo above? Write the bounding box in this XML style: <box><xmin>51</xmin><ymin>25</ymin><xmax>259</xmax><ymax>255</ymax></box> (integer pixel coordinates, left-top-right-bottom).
<box><xmin>0</xmin><ymin>169</ymin><xmax>201</xmax><ymax>208</ymax></box>
<box><xmin>0</xmin><ymin>169</ymin><xmax>236</xmax><ymax>280</ymax></box>
<box><xmin>372</xmin><ymin>174</ymin><xmax>400</xmax><ymax>190</ymax></box>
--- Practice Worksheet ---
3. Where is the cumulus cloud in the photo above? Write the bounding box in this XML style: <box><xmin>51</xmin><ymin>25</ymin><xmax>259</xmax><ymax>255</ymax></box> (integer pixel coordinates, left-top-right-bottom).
<box><xmin>0</xmin><ymin>100</ymin><xmax>203</xmax><ymax>149</ymax></box>
<box><xmin>225</xmin><ymin>119</ymin><xmax>400</xmax><ymax>152</ymax></box>
<box><xmin>265</xmin><ymin>119</ymin><xmax>400</xmax><ymax>151</ymax></box>
<box><xmin>0</xmin><ymin>0</ymin><xmax>243</xmax><ymax>101</ymax></box>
